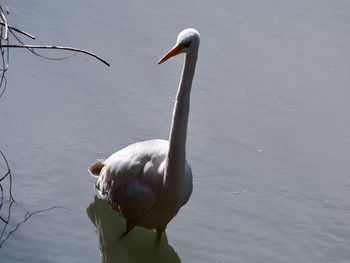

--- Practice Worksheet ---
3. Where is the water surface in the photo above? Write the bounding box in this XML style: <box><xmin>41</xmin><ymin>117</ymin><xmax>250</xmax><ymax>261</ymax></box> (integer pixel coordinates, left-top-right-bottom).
<box><xmin>1</xmin><ymin>1</ymin><xmax>350</xmax><ymax>262</ymax></box>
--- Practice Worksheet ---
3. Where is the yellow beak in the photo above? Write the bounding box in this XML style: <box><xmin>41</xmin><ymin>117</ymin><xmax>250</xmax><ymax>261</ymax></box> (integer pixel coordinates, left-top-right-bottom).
<box><xmin>157</xmin><ymin>44</ymin><xmax>182</xmax><ymax>65</ymax></box>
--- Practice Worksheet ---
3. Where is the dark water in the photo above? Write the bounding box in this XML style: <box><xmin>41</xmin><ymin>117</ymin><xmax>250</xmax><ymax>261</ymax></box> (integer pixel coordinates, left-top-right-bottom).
<box><xmin>1</xmin><ymin>1</ymin><xmax>350</xmax><ymax>262</ymax></box>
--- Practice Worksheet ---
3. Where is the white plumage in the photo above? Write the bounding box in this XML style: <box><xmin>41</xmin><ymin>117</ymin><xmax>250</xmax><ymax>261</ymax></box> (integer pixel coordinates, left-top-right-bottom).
<box><xmin>89</xmin><ymin>28</ymin><xmax>200</xmax><ymax>234</ymax></box>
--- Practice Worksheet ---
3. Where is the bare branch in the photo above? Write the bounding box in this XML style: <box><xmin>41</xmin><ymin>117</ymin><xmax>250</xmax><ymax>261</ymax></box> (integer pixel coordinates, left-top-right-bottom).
<box><xmin>0</xmin><ymin>6</ymin><xmax>8</xmax><ymax>40</ymax></box>
<box><xmin>0</xmin><ymin>23</ymin><xmax>36</xmax><ymax>40</ymax></box>
<box><xmin>2</xmin><ymin>44</ymin><xmax>110</xmax><ymax>67</ymax></box>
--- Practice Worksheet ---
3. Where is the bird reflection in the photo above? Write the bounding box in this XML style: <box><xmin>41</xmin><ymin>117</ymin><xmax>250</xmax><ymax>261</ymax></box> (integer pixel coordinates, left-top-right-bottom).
<box><xmin>87</xmin><ymin>196</ymin><xmax>181</xmax><ymax>263</ymax></box>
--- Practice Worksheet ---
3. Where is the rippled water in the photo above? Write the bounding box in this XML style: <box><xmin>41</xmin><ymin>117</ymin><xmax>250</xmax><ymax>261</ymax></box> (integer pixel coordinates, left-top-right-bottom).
<box><xmin>1</xmin><ymin>1</ymin><xmax>350</xmax><ymax>262</ymax></box>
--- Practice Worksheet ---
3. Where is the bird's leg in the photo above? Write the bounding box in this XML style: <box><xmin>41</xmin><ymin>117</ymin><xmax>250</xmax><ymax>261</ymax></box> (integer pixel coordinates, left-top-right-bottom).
<box><xmin>155</xmin><ymin>231</ymin><xmax>162</xmax><ymax>245</ymax></box>
<box><xmin>155</xmin><ymin>225</ymin><xmax>166</xmax><ymax>245</ymax></box>
<box><xmin>120</xmin><ymin>229</ymin><xmax>130</xmax><ymax>239</ymax></box>
<box><xmin>127</xmin><ymin>220</ymin><xmax>136</xmax><ymax>232</ymax></box>
<box><xmin>156</xmin><ymin>224</ymin><xmax>167</xmax><ymax>233</ymax></box>
<box><xmin>120</xmin><ymin>220</ymin><xmax>135</xmax><ymax>239</ymax></box>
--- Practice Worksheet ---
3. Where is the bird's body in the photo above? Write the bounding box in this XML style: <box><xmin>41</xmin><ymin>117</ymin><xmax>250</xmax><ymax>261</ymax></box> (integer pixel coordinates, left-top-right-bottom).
<box><xmin>89</xmin><ymin>28</ymin><xmax>200</xmax><ymax>234</ymax></box>
<box><xmin>91</xmin><ymin>139</ymin><xmax>192</xmax><ymax>231</ymax></box>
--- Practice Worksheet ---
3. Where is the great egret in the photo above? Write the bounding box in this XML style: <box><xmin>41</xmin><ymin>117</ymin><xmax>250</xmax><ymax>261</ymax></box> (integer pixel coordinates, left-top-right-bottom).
<box><xmin>89</xmin><ymin>28</ymin><xmax>200</xmax><ymax>235</ymax></box>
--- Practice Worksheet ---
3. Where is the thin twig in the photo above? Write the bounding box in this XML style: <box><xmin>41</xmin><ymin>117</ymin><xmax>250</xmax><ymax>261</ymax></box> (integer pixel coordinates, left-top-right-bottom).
<box><xmin>2</xmin><ymin>44</ymin><xmax>110</xmax><ymax>67</ymax></box>
<box><xmin>0</xmin><ymin>6</ymin><xmax>8</xmax><ymax>40</ymax></box>
<box><xmin>0</xmin><ymin>22</ymin><xmax>36</xmax><ymax>40</ymax></box>
<box><xmin>7</xmin><ymin>27</ymin><xmax>75</xmax><ymax>61</ymax></box>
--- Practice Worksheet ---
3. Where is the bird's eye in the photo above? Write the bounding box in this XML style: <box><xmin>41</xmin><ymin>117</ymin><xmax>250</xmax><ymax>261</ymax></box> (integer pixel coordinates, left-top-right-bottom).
<box><xmin>181</xmin><ymin>41</ymin><xmax>191</xmax><ymax>48</ymax></box>
<box><xmin>184</xmin><ymin>41</ymin><xmax>192</xmax><ymax>48</ymax></box>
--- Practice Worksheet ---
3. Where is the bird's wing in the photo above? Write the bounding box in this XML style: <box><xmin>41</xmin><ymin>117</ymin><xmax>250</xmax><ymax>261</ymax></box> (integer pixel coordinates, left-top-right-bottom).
<box><xmin>97</xmin><ymin>140</ymin><xmax>168</xmax><ymax>220</ymax></box>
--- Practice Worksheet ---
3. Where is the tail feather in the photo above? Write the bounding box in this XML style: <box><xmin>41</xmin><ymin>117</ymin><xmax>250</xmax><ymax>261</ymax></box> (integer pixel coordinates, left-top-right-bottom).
<box><xmin>88</xmin><ymin>160</ymin><xmax>105</xmax><ymax>177</ymax></box>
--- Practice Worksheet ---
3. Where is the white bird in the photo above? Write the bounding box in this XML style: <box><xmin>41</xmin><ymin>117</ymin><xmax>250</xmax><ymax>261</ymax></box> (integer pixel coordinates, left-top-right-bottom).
<box><xmin>88</xmin><ymin>28</ymin><xmax>200</xmax><ymax>235</ymax></box>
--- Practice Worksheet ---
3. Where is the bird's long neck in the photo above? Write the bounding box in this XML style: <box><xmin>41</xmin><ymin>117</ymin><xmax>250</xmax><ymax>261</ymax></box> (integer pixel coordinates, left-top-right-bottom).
<box><xmin>165</xmin><ymin>51</ymin><xmax>197</xmax><ymax>183</ymax></box>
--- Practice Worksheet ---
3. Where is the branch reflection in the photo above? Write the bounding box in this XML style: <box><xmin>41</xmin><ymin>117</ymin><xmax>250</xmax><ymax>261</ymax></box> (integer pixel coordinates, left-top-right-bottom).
<box><xmin>0</xmin><ymin>150</ymin><xmax>15</xmax><ymax>248</ymax></box>
<box><xmin>0</xmin><ymin>150</ymin><xmax>14</xmax><ymax>201</ymax></box>
<box><xmin>87</xmin><ymin>196</ymin><xmax>181</xmax><ymax>263</ymax></box>
<box><xmin>0</xmin><ymin>205</ymin><xmax>68</xmax><ymax>248</ymax></box>
<box><xmin>0</xmin><ymin>150</ymin><xmax>70</xmax><ymax>249</ymax></box>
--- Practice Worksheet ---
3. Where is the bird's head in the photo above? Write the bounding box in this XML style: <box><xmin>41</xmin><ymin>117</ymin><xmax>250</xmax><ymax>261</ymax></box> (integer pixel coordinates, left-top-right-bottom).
<box><xmin>158</xmin><ymin>28</ymin><xmax>200</xmax><ymax>65</ymax></box>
